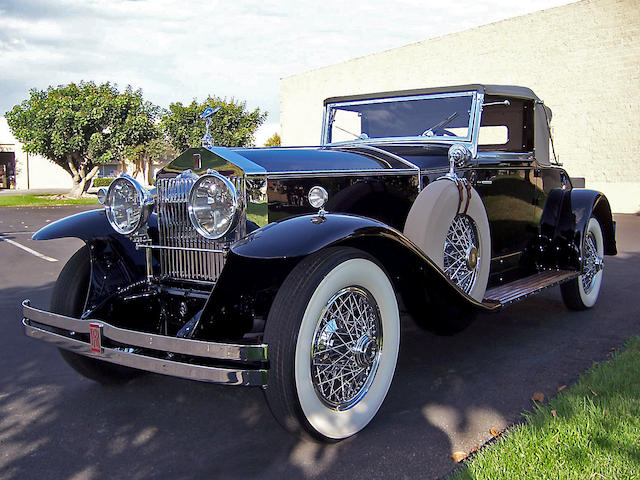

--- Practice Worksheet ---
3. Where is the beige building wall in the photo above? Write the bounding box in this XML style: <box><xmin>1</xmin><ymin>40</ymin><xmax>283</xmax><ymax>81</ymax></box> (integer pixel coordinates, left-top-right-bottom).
<box><xmin>0</xmin><ymin>118</ymin><xmax>73</xmax><ymax>190</ymax></box>
<box><xmin>280</xmin><ymin>0</ymin><xmax>640</xmax><ymax>213</ymax></box>
<box><xmin>0</xmin><ymin>118</ymin><xmax>156</xmax><ymax>191</ymax></box>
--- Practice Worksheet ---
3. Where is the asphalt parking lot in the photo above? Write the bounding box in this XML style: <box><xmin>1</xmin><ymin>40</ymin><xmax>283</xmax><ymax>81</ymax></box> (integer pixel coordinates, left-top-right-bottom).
<box><xmin>1</xmin><ymin>205</ymin><xmax>639</xmax><ymax>480</ymax></box>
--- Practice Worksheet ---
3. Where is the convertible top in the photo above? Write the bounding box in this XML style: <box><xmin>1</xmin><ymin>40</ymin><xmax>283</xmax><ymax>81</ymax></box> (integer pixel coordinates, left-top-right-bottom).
<box><xmin>323</xmin><ymin>84</ymin><xmax>540</xmax><ymax>105</ymax></box>
<box><xmin>323</xmin><ymin>84</ymin><xmax>553</xmax><ymax>165</ymax></box>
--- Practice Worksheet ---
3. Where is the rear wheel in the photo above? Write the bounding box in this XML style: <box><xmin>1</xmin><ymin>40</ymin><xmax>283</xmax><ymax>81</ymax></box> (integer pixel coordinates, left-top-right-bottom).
<box><xmin>264</xmin><ymin>247</ymin><xmax>400</xmax><ymax>441</ymax></box>
<box><xmin>52</xmin><ymin>245</ymin><xmax>142</xmax><ymax>385</ymax></box>
<box><xmin>561</xmin><ymin>217</ymin><xmax>605</xmax><ymax>310</ymax></box>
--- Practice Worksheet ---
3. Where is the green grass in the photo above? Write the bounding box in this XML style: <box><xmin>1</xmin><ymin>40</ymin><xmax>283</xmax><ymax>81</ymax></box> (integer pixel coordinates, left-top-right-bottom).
<box><xmin>451</xmin><ymin>336</ymin><xmax>640</xmax><ymax>480</ymax></box>
<box><xmin>0</xmin><ymin>194</ymin><xmax>98</xmax><ymax>207</ymax></box>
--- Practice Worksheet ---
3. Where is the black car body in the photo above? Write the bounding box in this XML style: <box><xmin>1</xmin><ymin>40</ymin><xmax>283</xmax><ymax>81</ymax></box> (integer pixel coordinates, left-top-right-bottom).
<box><xmin>22</xmin><ymin>84</ymin><xmax>616</xmax><ymax>440</ymax></box>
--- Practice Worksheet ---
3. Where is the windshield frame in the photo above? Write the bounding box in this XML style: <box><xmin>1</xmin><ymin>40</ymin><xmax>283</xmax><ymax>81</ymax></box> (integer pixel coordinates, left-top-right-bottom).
<box><xmin>321</xmin><ymin>90</ymin><xmax>481</xmax><ymax>149</ymax></box>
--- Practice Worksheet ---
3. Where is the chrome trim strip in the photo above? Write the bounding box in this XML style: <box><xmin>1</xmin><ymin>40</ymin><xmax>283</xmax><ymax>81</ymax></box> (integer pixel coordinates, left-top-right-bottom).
<box><xmin>137</xmin><ymin>244</ymin><xmax>225</xmax><ymax>254</ymax></box>
<box><xmin>23</xmin><ymin>301</ymin><xmax>267</xmax><ymax>362</ymax></box>
<box><xmin>420</xmin><ymin>167</ymin><xmax>450</xmax><ymax>176</ymax></box>
<box><xmin>266</xmin><ymin>168</ymin><xmax>415</xmax><ymax>175</ymax></box>
<box><xmin>327</xmin><ymin>90</ymin><xmax>476</xmax><ymax>107</ymax></box>
<box><xmin>327</xmin><ymin>138</ymin><xmax>474</xmax><ymax>147</ymax></box>
<box><xmin>23</xmin><ymin>320</ymin><xmax>267</xmax><ymax>386</ymax></box>
<box><xmin>476</xmin><ymin>151</ymin><xmax>535</xmax><ymax>163</ymax></box>
<box><xmin>336</xmin><ymin>144</ymin><xmax>420</xmax><ymax>170</ymax></box>
<box><xmin>332</xmin><ymin>144</ymin><xmax>423</xmax><ymax>190</ymax></box>
<box><xmin>250</xmin><ymin>168</ymin><xmax>417</xmax><ymax>180</ymax></box>
<box><xmin>469</xmin><ymin>92</ymin><xmax>483</xmax><ymax>158</ymax></box>
<box><xmin>323</xmin><ymin>91</ymin><xmax>477</xmax><ymax>145</ymax></box>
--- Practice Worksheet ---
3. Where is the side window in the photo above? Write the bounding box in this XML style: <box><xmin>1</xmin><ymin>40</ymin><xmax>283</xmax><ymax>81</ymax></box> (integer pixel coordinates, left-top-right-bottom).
<box><xmin>330</xmin><ymin>110</ymin><xmax>363</xmax><ymax>142</ymax></box>
<box><xmin>478</xmin><ymin>125</ymin><xmax>509</xmax><ymax>145</ymax></box>
<box><xmin>478</xmin><ymin>97</ymin><xmax>534</xmax><ymax>152</ymax></box>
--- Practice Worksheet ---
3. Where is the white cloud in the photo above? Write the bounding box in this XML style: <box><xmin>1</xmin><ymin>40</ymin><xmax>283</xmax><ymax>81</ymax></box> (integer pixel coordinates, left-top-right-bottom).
<box><xmin>0</xmin><ymin>0</ymin><xmax>576</xmax><ymax>124</ymax></box>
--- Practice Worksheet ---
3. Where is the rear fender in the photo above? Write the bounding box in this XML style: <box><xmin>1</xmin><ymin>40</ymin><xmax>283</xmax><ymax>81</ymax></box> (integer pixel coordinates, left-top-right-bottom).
<box><xmin>536</xmin><ymin>188</ymin><xmax>616</xmax><ymax>270</ymax></box>
<box><xmin>196</xmin><ymin>213</ymin><xmax>497</xmax><ymax>340</ymax></box>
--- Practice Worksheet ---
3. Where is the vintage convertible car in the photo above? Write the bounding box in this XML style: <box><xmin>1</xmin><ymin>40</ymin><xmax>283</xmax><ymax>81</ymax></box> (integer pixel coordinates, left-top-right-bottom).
<box><xmin>22</xmin><ymin>84</ymin><xmax>616</xmax><ymax>441</ymax></box>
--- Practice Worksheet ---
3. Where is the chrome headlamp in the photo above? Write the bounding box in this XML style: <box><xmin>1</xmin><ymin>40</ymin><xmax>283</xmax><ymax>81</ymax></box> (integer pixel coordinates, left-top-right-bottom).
<box><xmin>104</xmin><ymin>174</ymin><xmax>153</xmax><ymax>235</ymax></box>
<box><xmin>187</xmin><ymin>172</ymin><xmax>239</xmax><ymax>239</ymax></box>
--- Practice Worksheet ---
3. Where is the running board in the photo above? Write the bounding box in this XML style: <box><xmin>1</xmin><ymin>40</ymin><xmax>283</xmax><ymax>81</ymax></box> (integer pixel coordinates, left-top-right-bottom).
<box><xmin>483</xmin><ymin>270</ymin><xmax>578</xmax><ymax>307</ymax></box>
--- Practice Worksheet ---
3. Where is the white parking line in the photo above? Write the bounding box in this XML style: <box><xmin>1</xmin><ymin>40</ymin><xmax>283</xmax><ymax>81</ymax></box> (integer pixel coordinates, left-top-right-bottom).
<box><xmin>0</xmin><ymin>236</ymin><xmax>58</xmax><ymax>262</ymax></box>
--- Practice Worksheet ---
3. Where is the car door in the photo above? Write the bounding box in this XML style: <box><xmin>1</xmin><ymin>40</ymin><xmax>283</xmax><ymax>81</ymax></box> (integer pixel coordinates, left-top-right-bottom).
<box><xmin>473</xmin><ymin>159</ymin><xmax>538</xmax><ymax>284</ymax></box>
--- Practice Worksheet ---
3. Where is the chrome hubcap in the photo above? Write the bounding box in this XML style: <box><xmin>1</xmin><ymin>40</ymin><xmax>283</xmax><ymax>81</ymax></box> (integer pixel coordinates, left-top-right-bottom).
<box><xmin>443</xmin><ymin>214</ymin><xmax>480</xmax><ymax>294</ymax></box>
<box><xmin>311</xmin><ymin>287</ymin><xmax>382</xmax><ymax>410</ymax></box>
<box><xmin>353</xmin><ymin>334</ymin><xmax>378</xmax><ymax>368</ymax></box>
<box><xmin>581</xmin><ymin>232</ymin><xmax>603</xmax><ymax>294</ymax></box>
<box><xmin>466</xmin><ymin>245</ymin><xmax>478</xmax><ymax>270</ymax></box>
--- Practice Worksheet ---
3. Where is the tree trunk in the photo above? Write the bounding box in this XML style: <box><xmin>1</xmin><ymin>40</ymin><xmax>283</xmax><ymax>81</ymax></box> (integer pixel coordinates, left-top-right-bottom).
<box><xmin>145</xmin><ymin>153</ymin><xmax>153</xmax><ymax>185</ymax></box>
<box><xmin>67</xmin><ymin>163</ymin><xmax>99</xmax><ymax>198</ymax></box>
<box><xmin>68</xmin><ymin>180</ymin><xmax>86</xmax><ymax>198</ymax></box>
<box><xmin>67</xmin><ymin>157</ymin><xmax>83</xmax><ymax>198</ymax></box>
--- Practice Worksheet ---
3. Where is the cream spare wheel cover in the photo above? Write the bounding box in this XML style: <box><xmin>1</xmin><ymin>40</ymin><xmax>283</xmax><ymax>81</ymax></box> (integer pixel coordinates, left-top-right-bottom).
<box><xmin>403</xmin><ymin>178</ymin><xmax>491</xmax><ymax>302</ymax></box>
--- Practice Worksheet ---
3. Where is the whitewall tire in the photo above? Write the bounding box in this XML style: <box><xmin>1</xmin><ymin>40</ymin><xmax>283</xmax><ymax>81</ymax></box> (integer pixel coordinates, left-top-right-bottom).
<box><xmin>264</xmin><ymin>247</ymin><xmax>400</xmax><ymax>441</ymax></box>
<box><xmin>561</xmin><ymin>217</ymin><xmax>605</xmax><ymax>310</ymax></box>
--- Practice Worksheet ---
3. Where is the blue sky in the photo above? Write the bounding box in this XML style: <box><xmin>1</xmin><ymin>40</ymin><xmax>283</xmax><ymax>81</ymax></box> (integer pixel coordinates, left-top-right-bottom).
<box><xmin>0</xmin><ymin>0</ymin><xmax>575</xmax><ymax>144</ymax></box>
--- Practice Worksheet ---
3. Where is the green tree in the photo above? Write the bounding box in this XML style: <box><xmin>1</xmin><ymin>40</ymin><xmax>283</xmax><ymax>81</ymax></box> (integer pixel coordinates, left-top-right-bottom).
<box><xmin>5</xmin><ymin>82</ymin><xmax>158</xmax><ymax>197</ymax></box>
<box><xmin>160</xmin><ymin>96</ymin><xmax>267</xmax><ymax>152</ymax></box>
<box><xmin>264</xmin><ymin>132</ymin><xmax>281</xmax><ymax>147</ymax></box>
<box><xmin>125</xmin><ymin>138</ymin><xmax>177</xmax><ymax>185</ymax></box>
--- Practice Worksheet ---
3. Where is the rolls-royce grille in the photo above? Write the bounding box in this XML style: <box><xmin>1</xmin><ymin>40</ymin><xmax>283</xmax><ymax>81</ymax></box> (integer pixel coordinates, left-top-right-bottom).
<box><xmin>156</xmin><ymin>176</ymin><xmax>226</xmax><ymax>283</ymax></box>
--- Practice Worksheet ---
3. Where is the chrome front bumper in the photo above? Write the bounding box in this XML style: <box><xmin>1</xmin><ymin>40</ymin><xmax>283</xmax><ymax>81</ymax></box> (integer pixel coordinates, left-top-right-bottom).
<box><xmin>22</xmin><ymin>300</ymin><xmax>268</xmax><ymax>386</ymax></box>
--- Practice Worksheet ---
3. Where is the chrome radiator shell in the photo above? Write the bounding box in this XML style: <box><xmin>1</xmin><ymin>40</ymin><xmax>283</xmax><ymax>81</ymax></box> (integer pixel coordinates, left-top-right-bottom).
<box><xmin>155</xmin><ymin>174</ymin><xmax>245</xmax><ymax>283</ymax></box>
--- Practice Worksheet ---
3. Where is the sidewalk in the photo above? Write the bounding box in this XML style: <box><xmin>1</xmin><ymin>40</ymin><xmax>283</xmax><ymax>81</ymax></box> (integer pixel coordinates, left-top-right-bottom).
<box><xmin>0</xmin><ymin>188</ymin><xmax>71</xmax><ymax>196</ymax></box>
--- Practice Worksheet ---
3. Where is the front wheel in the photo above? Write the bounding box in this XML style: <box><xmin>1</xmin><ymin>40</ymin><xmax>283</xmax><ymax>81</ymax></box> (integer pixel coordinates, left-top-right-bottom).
<box><xmin>560</xmin><ymin>217</ymin><xmax>605</xmax><ymax>310</ymax></box>
<box><xmin>52</xmin><ymin>246</ymin><xmax>143</xmax><ymax>384</ymax></box>
<box><xmin>264</xmin><ymin>247</ymin><xmax>400</xmax><ymax>441</ymax></box>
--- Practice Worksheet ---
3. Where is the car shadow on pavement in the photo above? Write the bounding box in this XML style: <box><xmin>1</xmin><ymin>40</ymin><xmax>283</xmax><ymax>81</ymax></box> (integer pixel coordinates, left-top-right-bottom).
<box><xmin>1</xmin><ymin>252</ymin><xmax>639</xmax><ymax>480</ymax></box>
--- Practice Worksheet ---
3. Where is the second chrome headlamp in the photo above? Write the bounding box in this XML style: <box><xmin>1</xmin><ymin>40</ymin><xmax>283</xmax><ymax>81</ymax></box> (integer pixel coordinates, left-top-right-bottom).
<box><xmin>187</xmin><ymin>172</ymin><xmax>239</xmax><ymax>239</ymax></box>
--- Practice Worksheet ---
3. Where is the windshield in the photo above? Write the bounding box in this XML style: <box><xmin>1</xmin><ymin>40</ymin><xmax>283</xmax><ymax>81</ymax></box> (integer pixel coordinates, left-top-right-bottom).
<box><xmin>325</xmin><ymin>92</ymin><xmax>475</xmax><ymax>144</ymax></box>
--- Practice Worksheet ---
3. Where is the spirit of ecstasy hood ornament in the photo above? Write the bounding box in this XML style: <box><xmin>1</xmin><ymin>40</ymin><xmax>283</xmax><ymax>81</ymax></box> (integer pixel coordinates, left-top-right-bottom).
<box><xmin>199</xmin><ymin>105</ymin><xmax>221</xmax><ymax>148</ymax></box>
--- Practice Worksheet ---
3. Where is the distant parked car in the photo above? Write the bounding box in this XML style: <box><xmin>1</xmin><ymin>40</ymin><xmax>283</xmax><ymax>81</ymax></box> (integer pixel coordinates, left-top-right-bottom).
<box><xmin>22</xmin><ymin>84</ymin><xmax>616</xmax><ymax>441</ymax></box>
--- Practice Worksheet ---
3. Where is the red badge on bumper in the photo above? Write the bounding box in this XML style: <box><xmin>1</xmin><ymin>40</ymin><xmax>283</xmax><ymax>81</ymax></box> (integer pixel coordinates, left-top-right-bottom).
<box><xmin>89</xmin><ymin>323</ymin><xmax>103</xmax><ymax>354</ymax></box>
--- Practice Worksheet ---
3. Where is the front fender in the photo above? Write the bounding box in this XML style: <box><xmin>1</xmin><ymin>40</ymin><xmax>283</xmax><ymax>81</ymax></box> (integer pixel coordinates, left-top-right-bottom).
<box><xmin>230</xmin><ymin>213</ymin><xmax>398</xmax><ymax>259</ymax></box>
<box><xmin>32</xmin><ymin>209</ymin><xmax>151</xmax><ymax>305</ymax></box>
<box><xmin>32</xmin><ymin>209</ymin><xmax>158</xmax><ymax>264</ymax></box>
<box><xmin>33</xmin><ymin>209</ymin><xmax>115</xmax><ymax>241</ymax></box>
<box><xmin>196</xmin><ymin>213</ymin><xmax>496</xmax><ymax>340</ymax></box>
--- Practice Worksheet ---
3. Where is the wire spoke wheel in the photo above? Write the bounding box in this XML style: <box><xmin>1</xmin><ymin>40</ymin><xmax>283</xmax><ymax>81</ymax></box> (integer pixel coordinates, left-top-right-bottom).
<box><xmin>311</xmin><ymin>287</ymin><xmax>382</xmax><ymax>410</ymax></box>
<box><xmin>443</xmin><ymin>214</ymin><xmax>480</xmax><ymax>294</ymax></box>
<box><xmin>561</xmin><ymin>217</ymin><xmax>605</xmax><ymax>310</ymax></box>
<box><xmin>581</xmin><ymin>231</ymin><xmax>602</xmax><ymax>294</ymax></box>
<box><xmin>264</xmin><ymin>247</ymin><xmax>400</xmax><ymax>440</ymax></box>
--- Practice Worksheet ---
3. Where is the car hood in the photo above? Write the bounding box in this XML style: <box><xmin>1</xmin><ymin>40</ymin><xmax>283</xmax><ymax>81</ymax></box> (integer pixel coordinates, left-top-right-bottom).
<box><xmin>156</xmin><ymin>145</ymin><xmax>416</xmax><ymax>179</ymax></box>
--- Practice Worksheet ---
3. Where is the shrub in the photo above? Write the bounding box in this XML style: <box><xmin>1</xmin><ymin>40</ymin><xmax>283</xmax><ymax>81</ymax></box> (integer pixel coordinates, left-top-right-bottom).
<box><xmin>92</xmin><ymin>177</ymin><xmax>115</xmax><ymax>187</ymax></box>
